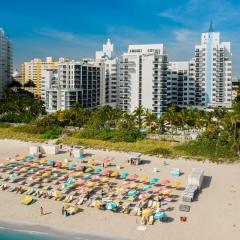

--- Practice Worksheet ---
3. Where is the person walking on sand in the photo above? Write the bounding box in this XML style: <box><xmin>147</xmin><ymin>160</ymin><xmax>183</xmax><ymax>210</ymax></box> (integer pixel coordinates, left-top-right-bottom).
<box><xmin>62</xmin><ymin>206</ymin><xmax>65</xmax><ymax>215</ymax></box>
<box><xmin>40</xmin><ymin>206</ymin><xmax>44</xmax><ymax>216</ymax></box>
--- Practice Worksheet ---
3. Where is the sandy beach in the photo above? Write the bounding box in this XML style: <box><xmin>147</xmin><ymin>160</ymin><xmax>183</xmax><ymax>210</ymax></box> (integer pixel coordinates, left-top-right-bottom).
<box><xmin>0</xmin><ymin>139</ymin><xmax>239</xmax><ymax>240</ymax></box>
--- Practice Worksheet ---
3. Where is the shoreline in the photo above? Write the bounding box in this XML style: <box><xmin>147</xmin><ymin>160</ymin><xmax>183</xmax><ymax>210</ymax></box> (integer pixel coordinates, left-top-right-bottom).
<box><xmin>0</xmin><ymin>220</ymin><xmax>122</xmax><ymax>240</ymax></box>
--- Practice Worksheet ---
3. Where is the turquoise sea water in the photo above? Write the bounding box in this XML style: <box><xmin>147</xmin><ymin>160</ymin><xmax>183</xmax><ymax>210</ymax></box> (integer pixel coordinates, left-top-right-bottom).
<box><xmin>0</xmin><ymin>227</ymin><xmax>69</xmax><ymax>240</ymax></box>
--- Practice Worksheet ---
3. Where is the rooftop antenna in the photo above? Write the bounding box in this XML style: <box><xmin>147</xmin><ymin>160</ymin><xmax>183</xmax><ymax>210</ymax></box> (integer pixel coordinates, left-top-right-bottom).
<box><xmin>209</xmin><ymin>20</ymin><xmax>214</xmax><ymax>32</ymax></box>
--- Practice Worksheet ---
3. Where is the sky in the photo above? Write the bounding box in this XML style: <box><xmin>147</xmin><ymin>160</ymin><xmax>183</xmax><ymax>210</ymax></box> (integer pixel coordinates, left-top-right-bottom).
<box><xmin>0</xmin><ymin>0</ymin><xmax>240</xmax><ymax>75</ymax></box>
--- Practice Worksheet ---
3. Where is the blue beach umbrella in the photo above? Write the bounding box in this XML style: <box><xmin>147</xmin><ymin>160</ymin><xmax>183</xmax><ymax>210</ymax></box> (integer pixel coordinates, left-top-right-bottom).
<box><xmin>83</xmin><ymin>173</ymin><xmax>93</xmax><ymax>179</ymax></box>
<box><xmin>47</xmin><ymin>160</ymin><xmax>55</xmax><ymax>166</ymax></box>
<box><xmin>94</xmin><ymin>168</ymin><xmax>102</xmax><ymax>174</ymax></box>
<box><xmin>67</xmin><ymin>178</ymin><xmax>76</xmax><ymax>184</ymax></box>
<box><xmin>62</xmin><ymin>183</ymin><xmax>69</xmax><ymax>189</ymax></box>
<box><xmin>120</xmin><ymin>173</ymin><xmax>129</xmax><ymax>179</ymax></box>
<box><xmin>28</xmin><ymin>169</ymin><xmax>35</xmax><ymax>174</ymax></box>
<box><xmin>69</xmin><ymin>163</ymin><xmax>77</xmax><ymax>170</ymax></box>
<box><xmin>150</xmin><ymin>178</ymin><xmax>159</xmax><ymax>184</ymax></box>
<box><xmin>106</xmin><ymin>202</ymin><xmax>117</xmax><ymax>210</ymax></box>
<box><xmin>142</xmin><ymin>185</ymin><xmax>152</xmax><ymax>191</ymax></box>
<box><xmin>26</xmin><ymin>156</ymin><xmax>34</xmax><ymax>161</ymax></box>
<box><xmin>154</xmin><ymin>212</ymin><xmax>167</xmax><ymax>220</ymax></box>
<box><xmin>128</xmin><ymin>189</ymin><xmax>139</xmax><ymax>196</ymax></box>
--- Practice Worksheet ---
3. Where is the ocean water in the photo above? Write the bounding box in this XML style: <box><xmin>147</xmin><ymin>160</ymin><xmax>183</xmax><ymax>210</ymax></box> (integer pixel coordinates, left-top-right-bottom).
<box><xmin>0</xmin><ymin>227</ymin><xmax>69</xmax><ymax>240</ymax></box>
<box><xmin>0</xmin><ymin>226</ymin><xmax>112</xmax><ymax>240</ymax></box>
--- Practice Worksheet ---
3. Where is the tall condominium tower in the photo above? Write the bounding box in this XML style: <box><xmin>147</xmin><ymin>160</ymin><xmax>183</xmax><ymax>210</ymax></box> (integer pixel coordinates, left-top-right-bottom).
<box><xmin>21</xmin><ymin>57</ymin><xmax>65</xmax><ymax>97</ymax></box>
<box><xmin>119</xmin><ymin>44</ymin><xmax>168</xmax><ymax>116</ymax></box>
<box><xmin>194</xmin><ymin>22</ymin><xmax>232</xmax><ymax>108</ymax></box>
<box><xmin>96</xmin><ymin>39</ymin><xmax>119</xmax><ymax>107</ymax></box>
<box><xmin>0</xmin><ymin>28</ymin><xmax>13</xmax><ymax>99</ymax></box>
<box><xmin>167</xmin><ymin>61</ymin><xmax>190</xmax><ymax>107</ymax></box>
<box><xmin>42</xmin><ymin>61</ymin><xmax>102</xmax><ymax>112</ymax></box>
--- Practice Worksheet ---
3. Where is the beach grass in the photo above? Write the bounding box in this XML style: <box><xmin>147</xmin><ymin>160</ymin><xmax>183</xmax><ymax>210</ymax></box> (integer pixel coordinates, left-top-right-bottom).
<box><xmin>60</xmin><ymin>135</ymin><xmax>180</xmax><ymax>157</ymax></box>
<box><xmin>0</xmin><ymin>126</ymin><xmax>45</xmax><ymax>142</ymax></box>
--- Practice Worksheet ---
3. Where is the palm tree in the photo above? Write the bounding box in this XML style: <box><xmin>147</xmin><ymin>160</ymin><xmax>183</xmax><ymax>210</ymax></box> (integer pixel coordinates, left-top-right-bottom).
<box><xmin>133</xmin><ymin>106</ymin><xmax>145</xmax><ymax>129</ymax></box>
<box><xmin>144</xmin><ymin>109</ymin><xmax>158</xmax><ymax>133</ymax></box>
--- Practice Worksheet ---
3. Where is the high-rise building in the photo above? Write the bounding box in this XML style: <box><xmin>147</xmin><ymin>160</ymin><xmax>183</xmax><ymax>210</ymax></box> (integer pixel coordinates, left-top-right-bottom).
<box><xmin>96</xmin><ymin>39</ymin><xmax>119</xmax><ymax>107</ymax></box>
<box><xmin>167</xmin><ymin>61</ymin><xmax>190</xmax><ymax>107</ymax></box>
<box><xmin>42</xmin><ymin>61</ymin><xmax>102</xmax><ymax>112</ymax></box>
<box><xmin>21</xmin><ymin>57</ymin><xmax>65</xmax><ymax>96</ymax></box>
<box><xmin>0</xmin><ymin>28</ymin><xmax>13</xmax><ymax>99</ymax></box>
<box><xmin>193</xmin><ymin>22</ymin><xmax>232</xmax><ymax>108</ymax></box>
<box><xmin>119</xmin><ymin>44</ymin><xmax>168</xmax><ymax>116</ymax></box>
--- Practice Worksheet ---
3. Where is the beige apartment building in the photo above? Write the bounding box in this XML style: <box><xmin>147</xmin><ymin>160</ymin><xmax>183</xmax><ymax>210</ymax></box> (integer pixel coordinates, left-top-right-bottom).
<box><xmin>21</xmin><ymin>57</ymin><xmax>65</xmax><ymax>96</ymax></box>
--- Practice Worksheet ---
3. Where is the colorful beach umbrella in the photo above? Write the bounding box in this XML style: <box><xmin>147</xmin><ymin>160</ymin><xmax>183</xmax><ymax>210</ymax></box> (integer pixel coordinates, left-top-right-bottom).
<box><xmin>101</xmin><ymin>170</ymin><xmax>112</xmax><ymax>176</ymax></box>
<box><xmin>77</xmin><ymin>179</ymin><xmax>86</xmax><ymax>185</ymax></box>
<box><xmin>142</xmin><ymin>208</ymin><xmax>153</xmax><ymax>217</ymax></box>
<box><xmin>142</xmin><ymin>185</ymin><xmax>152</xmax><ymax>191</ymax></box>
<box><xmin>111</xmin><ymin>171</ymin><xmax>119</xmax><ymax>177</ymax></box>
<box><xmin>138</xmin><ymin>193</ymin><xmax>149</xmax><ymax>200</ymax></box>
<box><xmin>150</xmin><ymin>178</ymin><xmax>159</xmax><ymax>184</ymax></box>
<box><xmin>101</xmin><ymin>177</ymin><xmax>109</xmax><ymax>183</ymax></box>
<box><xmin>161</xmin><ymin>189</ymin><xmax>173</xmax><ymax>195</ymax></box>
<box><xmin>86</xmin><ymin>182</ymin><xmax>96</xmax><ymax>187</ymax></box>
<box><xmin>139</xmin><ymin>176</ymin><xmax>149</xmax><ymax>183</ymax></box>
<box><xmin>129</xmin><ymin>174</ymin><xmax>138</xmax><ymax>180</ymax></box>
<box><xmin>171</xmin><ymin>181</ymin><xmax>181</xmax><ymax>188</ymax></box>
<box><xmin>83</xmin><ymin>173</ymin><xmax>92</xmax><ymax>179</ymax></box>
<box><xmin>154</xmin><ymin>212</ymin><xmax>167</xmax><ymax>220</ymax></box>
<box><xmin>152</xmin><ymin>188</ymin><xmax>161</xmax><ymax>193</ymax></box>
<box><xmin>162</xmin><ymin>180</ymin><xmax>170</xmax><ymax>185</ymax></box>
<box><xmin>130</xmin><ymin>183</ymin><xmax>139</xmax><ymax>189</ymax></box>
<box><xmin>106</xmin><ymin>202</ymin><xmax>117</xmax><ymax>210</ymax></box>
<box><xmin>120</xmin><ymin>172</ymin><xmax>129</xmax><ymax>179</ymax></box>
<box><xmin>94</xmin><ymin>168</ymin><xmax>102</xmax><ymax>174</ymax></box>
<box><xmin>128</xmin><ymin>189</ymin><xmax>139</xmax><ymax>196</ymax></box>
<box><xmin>76</xmin><ymin>165</ymin><xmax>84</xmax><ymax>171</ymax></box>
<box><xmin>67</xmin><ymin>178</ymin><xmax>76</xmax><ymax>184</ymax></box>
<box><xmin>85</xmin><ymin>167</ymin><xmax>94</xmax><ymax>173</ymax></box>
<box><xmin>62</xmin><ymin>183</ymin><xmax>69</xmax><ymax>189</ymax></box>
<box><xmin>92</xmin><ymin>175</ymin><xmax>100</xmax><ymax>181</ymax></box>
<box><xmin>47</xmin><ymin>160</ymin><xmax>55</xmax><ymax>166</ymax></box>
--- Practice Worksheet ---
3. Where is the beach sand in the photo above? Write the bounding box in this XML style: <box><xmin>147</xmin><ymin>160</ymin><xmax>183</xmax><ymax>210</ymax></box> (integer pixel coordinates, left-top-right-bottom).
<box><xmin>0</xmin><ymin>139</ymin><xmax>239</xmax><ymax>240</ymax></box>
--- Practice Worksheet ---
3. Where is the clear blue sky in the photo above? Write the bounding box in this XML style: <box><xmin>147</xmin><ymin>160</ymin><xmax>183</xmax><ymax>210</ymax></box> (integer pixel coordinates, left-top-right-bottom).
<box><xmin>1</xmin><ymin>0</ymin><xmax>240</xmax><ymax>75</ymax></box>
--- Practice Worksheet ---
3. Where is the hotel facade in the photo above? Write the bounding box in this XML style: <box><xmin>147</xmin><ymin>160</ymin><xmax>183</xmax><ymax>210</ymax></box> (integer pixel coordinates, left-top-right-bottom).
<box><xmin>0</xmin><ymin>28</ymin><xmax>12</xmax><ymax>99</ymax></box>
<box><xmin>119</xmin><ymin>44</ymin><xmax>168</xmax><ymax>116</ymax></box>
<box><xmin>42</xmin><ymin>61</ymin><xmax>103</xmax><ymax>112</ymax></box>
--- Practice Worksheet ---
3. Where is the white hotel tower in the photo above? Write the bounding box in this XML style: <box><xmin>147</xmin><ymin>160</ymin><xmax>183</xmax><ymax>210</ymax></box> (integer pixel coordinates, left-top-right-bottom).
<box><xmin>0</xmin><ymin>28</ymin><xmax>12</xmax><ymax>99</ymax></box>
<box><xmin>193</xmin><ymin>22</ymin><xmax>232</xmax><ymax>108</ymax></box>
<box><xmin>119</xmin><ymin>44</ymin><xmax>168</xmax><ymax>116</ymax></box>
<box><xmin>96</xmin><ymin>39</ymin><xmax>119</xmax><ymax>107</ymax></box>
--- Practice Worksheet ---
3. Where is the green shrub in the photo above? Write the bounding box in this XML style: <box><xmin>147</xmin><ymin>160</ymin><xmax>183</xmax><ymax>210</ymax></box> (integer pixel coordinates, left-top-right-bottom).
<box><xmin>0</xmin><ymin>122</ymin><xmax>11</xmax><ymax>128</ymax></box>
<box><xmin>76</xmin><ymin>128</ymin><xmax>145</xmax><ymax>142</ymax></box>
<box><xmin>40</xmin><ymin>129</ymin><xmax>62</xmax><ymax>139</ymax></box>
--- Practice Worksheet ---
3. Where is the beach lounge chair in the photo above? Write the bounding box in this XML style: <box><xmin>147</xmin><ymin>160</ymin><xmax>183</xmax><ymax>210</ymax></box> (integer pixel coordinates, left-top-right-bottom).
<box><xmin>147</xmin><ymin>200</ymin><xmax>153</xmax><ymax>208</ymax></box>
<box><xmin>147</xmin><ymin>215</ymin><xmax>154</xmax><ymax>225</ymax></box>
<box><xmin>77</xmin><ymin>197</ymin><xmax>84</xmax><ymax>205</ymax></box>
<box><xmin>151</xmin><ymin>201</ymin><xmax>157</xmax><ymax>209</ymax></box>
<box><xmin>140</xmin><ymin>217</ymin><xmax>147</xmax><ymax>225</ymax></box>
<box><xmin>130</xmin><ymin>206</ymin><xmax>138</xmax><ymax>216</ymax></box>
<box><xmin>8</xmin><ymin>186</ymin><xmax>16</xmax><ymax>192</ymax></box>
<box><xmin>67</xmin><ymin>205</ymin><xmax>79</xmax><ymax>215</ymax></box>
